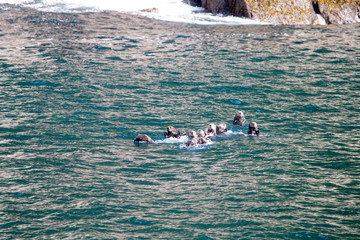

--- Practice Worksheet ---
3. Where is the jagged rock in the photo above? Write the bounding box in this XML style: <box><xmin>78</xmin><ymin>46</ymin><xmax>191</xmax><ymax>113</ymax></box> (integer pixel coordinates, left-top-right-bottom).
<box><xmin>314</xmin><ymin>0</ymin><xmax>359</xmax><ymax>24</ymax></box>
<box><xmin>185</xmin><ymin>0</ymin><xmax>203</xmax><ymax>6</ymax></box>
<box><xmin>191</xmin><ymin>0</ymin><xmax>359</xmax><ymax>25</ymax></box>
<box><xmin>243</xmin><ymin>0</ymin><xmax>319</xmax><ymax>24</ymax></box>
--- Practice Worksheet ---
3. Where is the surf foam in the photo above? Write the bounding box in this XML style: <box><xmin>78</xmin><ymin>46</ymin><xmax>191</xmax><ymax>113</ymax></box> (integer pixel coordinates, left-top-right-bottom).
<box><xmin>3</xmin><ymin>0</ymin><xmax>267</xmax><ymax>25</ymax></box>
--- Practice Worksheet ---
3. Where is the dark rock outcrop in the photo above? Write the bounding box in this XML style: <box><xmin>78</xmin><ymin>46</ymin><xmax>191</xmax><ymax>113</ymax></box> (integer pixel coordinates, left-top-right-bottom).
<box><xmin>186</xmin><ymin>0</ymin><xmax>203</xmax><ymax>6</ymax></box>
<box><xmin>186</xmin><ymin>0</ymin><xmax>359</xmax><ymax>25</ymax></box>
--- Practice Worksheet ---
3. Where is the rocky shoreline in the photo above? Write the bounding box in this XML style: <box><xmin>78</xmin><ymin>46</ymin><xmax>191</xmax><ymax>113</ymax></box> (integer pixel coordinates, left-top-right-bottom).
<box><xmin>186</xmin><ymin>0</ymin><xmax>360</xmax><ymax>25</ymax></box>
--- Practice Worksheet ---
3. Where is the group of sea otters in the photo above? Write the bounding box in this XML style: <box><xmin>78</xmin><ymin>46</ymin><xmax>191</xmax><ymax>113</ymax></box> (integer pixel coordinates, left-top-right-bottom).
<box><xmin>134</xmin><ymin>111</ymin><xmax>260</xmax><ymax>146</ymax></box>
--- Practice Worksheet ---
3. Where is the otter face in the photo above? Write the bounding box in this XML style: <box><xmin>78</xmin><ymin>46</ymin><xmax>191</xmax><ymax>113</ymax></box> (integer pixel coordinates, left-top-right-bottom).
<box><xmin>206</xmin><ymin>123</ymin><xmax>216</xmax><ymax>135</ymax></box>
<box><xmin>235</xmin><ymin>111</ymin><xmax>244</xmax><ymax>118</ymax></box>
<box><xmin>165</xmin><ymin>126</ymin><xmax>182</xmax><ymax>138</ymax></box>
<box><xmin>186</xmin><ymin>137</ymin><xmax>198</xmax><ymax>147</ymax></box>
<box><xmin>248</xmin><ymin>122</ymin><xmax>260</xmax><ymax>136</ymax></box>
<box><xmin>167</xmin><ymin>126</ymin><xmax>176</xmax><ymax>133</ymax></box>
<box><xmin>188</xmin><ymin>131</ymin><xmax>197</xmax><ymax>139</ymax></box>
<box><xmin>216</xmin><ymin>123</ymin><xmax>227</xmax><ymax>133</ymax></box>
<box><xmin>198</xmin><ymin>136</ymin><xmax>211</xmax><ymax>144</ymax></box>
<box><xmin>249</xmin><ymin>122</ymin><xmax>258</xmax><ymax>129</ymax></box>
<box><xmin>181</xmin><ymin>129</ymin><xmax>187</xmax><ymax>136</ymax></box>
<box><xmin>233</xmin><ymin>111</ymin><xmax>246</xmax><ymax>126</ymax></box>
<box><xmin>197</xmin><ymin>129</ymin><xmax>205</xmax><ymax>138</ymax></box>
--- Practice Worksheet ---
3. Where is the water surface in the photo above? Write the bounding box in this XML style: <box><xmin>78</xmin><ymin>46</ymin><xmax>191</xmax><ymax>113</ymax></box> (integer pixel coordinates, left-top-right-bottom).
<box><xmin>0</xmin><ymin>4</ymin><xmax>360</xmax><ymax>239</ymax></box>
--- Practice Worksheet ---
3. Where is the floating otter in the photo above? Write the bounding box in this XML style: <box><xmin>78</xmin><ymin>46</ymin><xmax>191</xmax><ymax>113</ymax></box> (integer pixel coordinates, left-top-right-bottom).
<box><xmin>186</xmin><ymin>130</ymin><xmax>198</xmax><ymax>146</ymax></box>
<box><xmin>134</xmin><ymin>134</ymin><xmax>154</xmax><ymax>143</ymax></box>
<box><xmin>164</xmin><ymin>126</ymin><xmax>186</xmax><ymax>138</ymax></box>
<box><xmin>206</xmin><ymin>123</ymin><xmax>217</xmax><ymax>136</ymax></box>
<box><xmin>197</xmin><ymin>129</ymin><xmax>206</xmax><ymax>138</ymax></box>
<box><xmin>248</xmin><ymin>122</ymin><xmax>260</xmax><ymax>136</ymax></box>
<box><xmin>196</xmin><ymin>129</ymin><xmax>211</xmax><ymax>144</ymax></box>
<box><xmin>216</xmin><ymin>123</ymin><xmax>228</xmax><ymax>135</ymax></box>
<box><xmin>186</xmin><ymin>130</ymin><xmax>212</xmax><ymax>146</ymax></box>
<box><xmin>233</xmin><ymin>111</ymin><xmax>246</xmax><ymax>126</ymax></box>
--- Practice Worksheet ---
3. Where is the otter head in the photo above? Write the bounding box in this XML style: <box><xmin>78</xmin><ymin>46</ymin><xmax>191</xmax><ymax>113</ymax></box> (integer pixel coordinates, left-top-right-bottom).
<box><xmin>248</xmin><ymin>122</ymin><xmax>260</xmax><ymax>135</ymax></box>
<box><xmin>166</xmin><ymin>126</ymin><xmax>176</xmax><ymax>133</ymax></box>
<box><xmin>197</xmin><ymin>129</ymin><xmax>205</xmax><ymax>138</ymax></box>
<box><xmin>249</xmin><ymin>122</ymin><xmax>258</xmax><ymax>130</ymax></box>
<box><xmin>206</xmin><ymin>123</ymin><xmax>216</xmax><ymax>135</ymax></box>
<box><xmin>165</xmin><ymin>126</ymin><xmax>181</xmax><ymax>138</ymax></box>
<box><xmin>216</xmin><ymin>123</ymin><xmax>228</xmax><ymax>134</ymax></box>
<box><xmin>134</xmin><ymin>134</ymin><xmax>154</xmax><ymax>143</ymax></box>
<box><xmin>186</xmin><ymin>137</ymin><xmax>198</xmax><ymax>147</ymax></box>
<box><xmin>233</xmin><ymin>111</ymin><xmax>246</xmax><ymax>126</ymax></box>
<box><xmin>181</xmin><ymin>129</ymin><xmax>187</xmax><ymax>136</ymax></box>
<box><xmin>188</xmin><ymin>130</ymin><xmax>197</xmax><ymax>139</ymax></box>
<box><xmin>235</xmin><ymin>111</ymin><xmax>244</xmax><ymax>118</ymax></box>
<box><xmin>198</xmin><ymin>136</ymin><xmax>211</xmax><ymax>144</ymax></box>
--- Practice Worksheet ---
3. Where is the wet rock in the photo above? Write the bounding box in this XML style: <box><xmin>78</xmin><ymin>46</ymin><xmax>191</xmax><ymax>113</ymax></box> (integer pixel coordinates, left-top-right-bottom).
<box><xmin>314</xmin><ymin>0</ymin><xmax>359</xmax><ymax>24</ymax></box>
<box><xmin>190</xmin><ymin>0</ymin><xmax>359</xmax><ymax>25</ymax></box>
<box><xmin>185</xmin><ymin>0</ymin><xmax>203</xmax><ymax>7</ymax></box>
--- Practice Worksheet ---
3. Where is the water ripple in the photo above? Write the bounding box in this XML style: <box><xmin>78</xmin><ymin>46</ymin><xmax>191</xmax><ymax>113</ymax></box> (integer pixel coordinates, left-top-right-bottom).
<box><xmin>0</xmin><ymin>6</ymin><xmax>359</xmax><ymax>240</ymax></box>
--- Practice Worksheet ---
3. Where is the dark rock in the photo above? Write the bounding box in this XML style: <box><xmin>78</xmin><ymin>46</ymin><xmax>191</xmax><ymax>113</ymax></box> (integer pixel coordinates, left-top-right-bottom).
<box><xmin>188</xmin><ymin>0</ymin><xmax>359</xmax><ymax>25</ymax></box>
<box><xmin>184</xmin><ymin>0</ymin><xmax>203</xmax><ymax>7</ymax></box>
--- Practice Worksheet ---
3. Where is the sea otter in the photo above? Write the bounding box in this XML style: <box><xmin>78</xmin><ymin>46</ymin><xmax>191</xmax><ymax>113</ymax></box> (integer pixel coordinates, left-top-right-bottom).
<box><xmin>233</xmin><ymin>111</ymin><xmax>246</xmax><ymax>126</ymax></box>
<box><xmin>134</xmin><ymin>134</ymin><xmax>154</xmax><ymax>143</ymax></box>
<box><xmin>186</xmin><ymin>130</ymin><xmax>198</xmax><ymax>146</ymax></box>
<box><xmin>216</xmin><ymin>123</ymin><xmax>228</xmax><ymax>135</ymax></box>
<box><xmin>206</xmin><ymin>123</ymin><xmax>217</xmax><ymax>136</ymax></box>
<box><xmin>164</xmin><ymin>126</ymin><xmax>185</xmax><ymax>138</ymax></box>
<box><xmin>248</xmin><ymin>122</ymin><xmax>260</xmax><ymax>136</ymax></box>
<box><xmin>196</xmin><ymin>129</ymin><xmax>211</xmax><ymax>144</ymax></box>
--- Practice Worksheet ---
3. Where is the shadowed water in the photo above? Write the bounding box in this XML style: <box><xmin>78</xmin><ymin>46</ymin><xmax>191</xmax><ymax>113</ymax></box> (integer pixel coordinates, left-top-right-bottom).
<box><xmin>0</xmin><ymin>4</ymin><xmax>360</xmax><ymax>239</ymax></box>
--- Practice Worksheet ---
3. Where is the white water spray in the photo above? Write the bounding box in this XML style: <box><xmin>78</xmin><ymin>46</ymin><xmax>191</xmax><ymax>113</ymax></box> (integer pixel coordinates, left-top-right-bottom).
<box><xmin>0</xmin><ymin>0</ymin><xmax>267</xmax><ymax>25</ymax></box>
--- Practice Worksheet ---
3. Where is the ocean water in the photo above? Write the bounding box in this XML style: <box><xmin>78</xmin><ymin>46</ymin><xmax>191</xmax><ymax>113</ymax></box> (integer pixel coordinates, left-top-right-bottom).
<box><xmin>1</xmin><ymin>2</ymin><xmax>360</xmax><ymax>240</ymax></box>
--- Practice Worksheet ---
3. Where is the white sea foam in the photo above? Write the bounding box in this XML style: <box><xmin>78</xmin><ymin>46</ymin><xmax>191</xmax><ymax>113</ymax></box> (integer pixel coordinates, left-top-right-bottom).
<box><xmin>179</xmin><ymin>141</ymin><xmax>213</xmax><ymax>149</ymax></box>
<box><xmin>155</xmin><ymin>135</ymin><xmax>189</xmax><ymax>144</ymax></box>
<box><xmin>2</xmin><ymin>0</ymin><xmax>267</xmax><ymax>25</ymax></box>
<box><xmin>154</xmin><ymin>128</ymin><xmax>250</xmax><ymax>149</ymax></box>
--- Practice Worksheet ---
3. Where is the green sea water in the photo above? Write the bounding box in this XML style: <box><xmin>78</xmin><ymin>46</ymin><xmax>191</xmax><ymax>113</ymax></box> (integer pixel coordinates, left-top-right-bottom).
<box><xmin>0</xmin><ymin>5</ymin><xmax>360</xmax><ymax>239</ymax></box>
